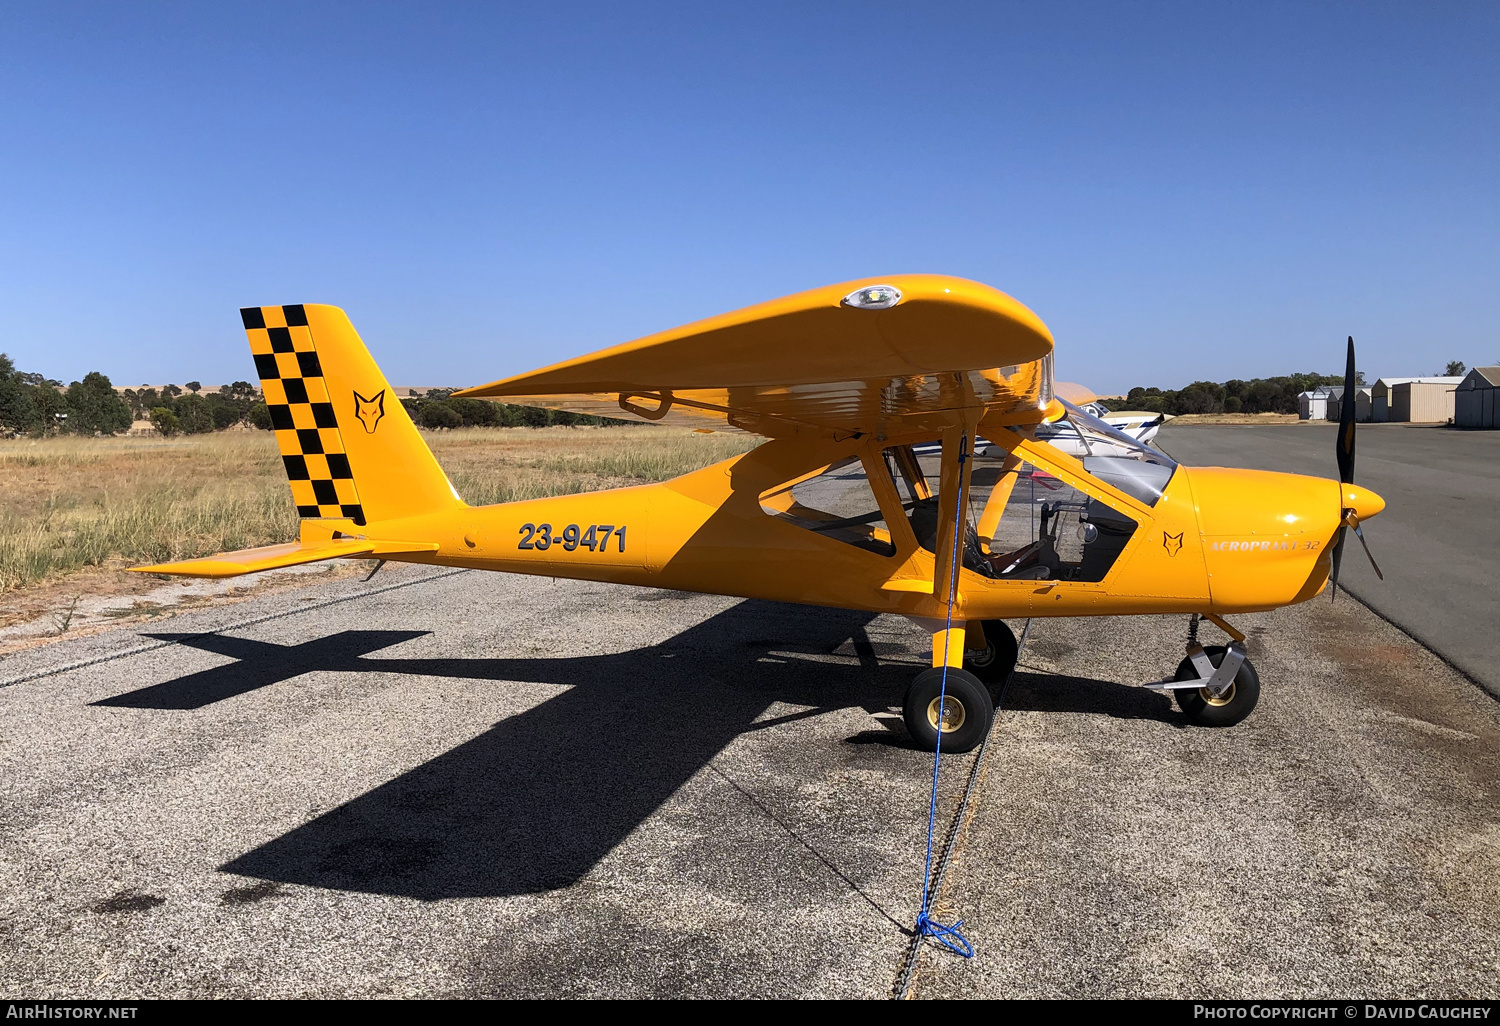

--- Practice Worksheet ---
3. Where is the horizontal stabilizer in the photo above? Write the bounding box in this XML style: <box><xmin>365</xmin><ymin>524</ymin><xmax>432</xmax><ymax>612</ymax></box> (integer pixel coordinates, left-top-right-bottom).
<box><xmin>130</xmin><ymin>538</ymin><xmax>438</xmax><ymax>578</ymax></box>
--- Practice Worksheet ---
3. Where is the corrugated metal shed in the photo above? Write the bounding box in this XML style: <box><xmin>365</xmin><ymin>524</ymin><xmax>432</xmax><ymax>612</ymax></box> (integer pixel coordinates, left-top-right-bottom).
<box><xmin>1373</xmin><ymin>377</ymin><xmax>1462</xmax><ymax>422</ymax></box>
<box><xmin>1392</xmin><ymin>378</ymin><xmax>1463</xmax><ymax>422</ymax></box>
<box><xmin>1372</xmin><ymin>378</ymin><xmax>1411</xmax><ymax>421</ymax></box>
<box><xmin>1298</xmin><ymin>385</ymin><xmax>1338</xmax><ymax>420</ymax></box>
<box><xmin>1323</xmin><ymin>386</ymin><xmax>1372</xmax><ymax>423</ymax></box>
<box><xmin>1455</xmin><ymin>366</ymin><xmax>1500</xmax><ymax>429</ymax></box>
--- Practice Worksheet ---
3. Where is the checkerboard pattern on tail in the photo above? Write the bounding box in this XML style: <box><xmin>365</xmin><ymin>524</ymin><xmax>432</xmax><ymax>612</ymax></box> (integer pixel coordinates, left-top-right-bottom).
<box><xmin>241</xmin><ymin>304</ymin><xmax>367</xmax><ymax>526</ymax></box>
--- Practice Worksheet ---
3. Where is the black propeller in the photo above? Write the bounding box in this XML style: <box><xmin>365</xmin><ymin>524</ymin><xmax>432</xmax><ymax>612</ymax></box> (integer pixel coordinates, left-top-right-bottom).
<box><xmin>1330</xmin><ymin>336</ymin><xmax>1383</xmax><ymax>601</ymax></box>
<box><xmin>1335</xmin><ymin>337</ymin><xmax>1356</xmax><ymax>487</ymax></box>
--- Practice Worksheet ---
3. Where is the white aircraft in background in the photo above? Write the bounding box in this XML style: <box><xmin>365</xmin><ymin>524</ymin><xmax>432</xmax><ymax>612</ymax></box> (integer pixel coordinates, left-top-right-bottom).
<box><xmin>923</xmin><ymin>383</ymin><xmax>1170</xmax><ymax>460</ymax></box>
<box><xmin>1032</xmin><ymin>397</ymin><xmax>1171</xmax><ymax>458</ymax></box>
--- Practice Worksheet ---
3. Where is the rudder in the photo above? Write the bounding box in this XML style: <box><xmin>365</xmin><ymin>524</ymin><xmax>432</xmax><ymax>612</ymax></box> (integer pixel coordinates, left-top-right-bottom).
<box><xmin>241</xmin><ymin>304</ymin><xmax>462</xmax><ymax>527</ymax></box>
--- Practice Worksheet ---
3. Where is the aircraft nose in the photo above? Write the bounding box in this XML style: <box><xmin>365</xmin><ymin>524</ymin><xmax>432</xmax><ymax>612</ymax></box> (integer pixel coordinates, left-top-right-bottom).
<box><xmin>1342</xmin><ymin>484</ymin><xmax>1385</xmax><ymax>521</ymax></box>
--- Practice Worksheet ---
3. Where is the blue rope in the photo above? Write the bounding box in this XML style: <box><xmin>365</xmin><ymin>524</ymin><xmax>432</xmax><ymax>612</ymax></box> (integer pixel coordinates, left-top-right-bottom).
<box><xmin>915</xmin><ymin>432</ymin><xmax>975</xmax><ymax>959</ymax></box>
<box><xmin>916</xmin><ymin>910</ymin><xmax>973</xmax><ymax>958</ymax></box>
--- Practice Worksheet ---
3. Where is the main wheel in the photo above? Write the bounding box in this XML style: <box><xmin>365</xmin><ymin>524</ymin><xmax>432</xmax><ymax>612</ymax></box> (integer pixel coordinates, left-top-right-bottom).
<box><xmin>1173</xmin><ymin>645</ymin><xmax>1261</xmax><ymax>727</ymax></box>
<box><xmin>903</xmin><ymin>667</ymin><xmax>994</xmax><ymax>753</ymax></box>
<box><xmin>964</xmin><ymin>619</ymin><xmax>1020</xmax><ymax>684</ymax></box>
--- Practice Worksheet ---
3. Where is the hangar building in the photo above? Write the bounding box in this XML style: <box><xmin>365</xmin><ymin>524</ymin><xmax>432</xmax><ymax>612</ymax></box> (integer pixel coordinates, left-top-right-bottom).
<box><xmin>1300</xmin><ymin>385</ymin><xmax>1372</xmax><ymax>422</ymax></box>
<box><xmin>1325</xmin><ymin>386</ymin><xmax>1372</xmax><ymax>423</ymax></box>
<box><xmin>1371</xmin><ymin>377</ymin><xmax>1463</xmax><ymax>422</ymax></box>
<box><xmin>1455</xmin><ymin>366</ymin><xmax>1500</xmax><ymax>429</ymax></box>
<box><xmin>1298</xmin><ymin>385</ymin><xmax>1338</xmax><ymax>420</ymax></box>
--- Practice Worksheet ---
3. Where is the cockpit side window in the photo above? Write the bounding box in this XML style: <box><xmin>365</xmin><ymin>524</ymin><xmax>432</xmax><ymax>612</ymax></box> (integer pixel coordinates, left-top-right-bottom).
<box><xmin>883</xmin><ymin>440</ymin><xmax>999</xmax><ymax>578</ymax></box>
<box><xmin>968</xmin><ymin>440</ymin><xmax>1140</xmax><ymax>583</ymax></box>
<box><xmin>759</xmin><ymin>456</ymin><xmax>898</xmax><ymax>557</ymax></box>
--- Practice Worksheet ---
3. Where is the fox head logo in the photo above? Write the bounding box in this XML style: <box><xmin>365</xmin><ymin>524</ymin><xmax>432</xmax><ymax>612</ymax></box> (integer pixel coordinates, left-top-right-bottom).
<box><xmin>354</xmin><ymin>389</ymin><xmax>385</xmax><ymax>433</ymax></box>
<box><xmin>1163</xmin><ymin>531</ymin><xmax>1183</xmax><ymax>556</ymax></box>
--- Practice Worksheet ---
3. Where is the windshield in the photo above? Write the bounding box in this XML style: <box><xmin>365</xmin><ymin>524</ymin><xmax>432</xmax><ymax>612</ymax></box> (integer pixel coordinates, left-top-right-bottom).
<box><xmin>1006</xmin><ymin>398</ymin><xmax>1177</xmax><ymax>506</ymax></box>
<box><xmin>1043</xmin><ymin>398</ymin><xmax>1177</xmax><ymax>467</ymax></box>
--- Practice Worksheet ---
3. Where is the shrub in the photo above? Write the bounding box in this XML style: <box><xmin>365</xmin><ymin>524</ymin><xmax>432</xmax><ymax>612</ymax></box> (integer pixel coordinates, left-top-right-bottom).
<box><xmin>65</xmin><ymin>372</ymin><xmax>132</xmax><ymax>434</ymax></box>
<box><xmin>173</xmin><ymin>393</ymin><xmax>216</xmax><ymax>434</ymax></box>
<box><xmin>150</xmin><ymin>407</ymin><xmax>180</xmax><ymax>436</ymax></box>
<box><xmin>0</xmin><ymin>354</ymin><xmax>39</xmax><ymax>435</ymax></box>
<box><xmin>445</xmin><ymin>396</ymin><xmax>502</xmax><ymax>426</ymax></box>
<box><xmin>416</xmin><ymin>401</ymin><xmax>463</xmax><ymax>429</ymax></box>
<box><xmin>515</xmin><ymin>404</ymin><xmax>550</xmax><ymax>427</ymax></box>
<box><xmin>209</xmin><ymin>399</ymin><xmax>241</xmax><ymax>430</ymax></box>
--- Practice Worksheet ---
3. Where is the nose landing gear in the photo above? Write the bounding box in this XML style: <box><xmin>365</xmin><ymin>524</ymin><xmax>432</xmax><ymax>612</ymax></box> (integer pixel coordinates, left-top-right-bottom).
<box><xmin>1146</xmin><ymin>614</ymin><xmax>1261</xmax><ymax>727</ymax></box>
<box><xmin>1168</xmin><ymin>643</ymin><xmax>1261</xmax><ymax>726</ymax></box>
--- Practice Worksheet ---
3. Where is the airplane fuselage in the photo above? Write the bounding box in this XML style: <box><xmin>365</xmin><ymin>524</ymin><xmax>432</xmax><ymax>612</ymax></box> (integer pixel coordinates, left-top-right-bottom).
<box><xmin>311</xmin><ymin>429</ymin><xmax>1377</xmax><ymax>623</ymax></box>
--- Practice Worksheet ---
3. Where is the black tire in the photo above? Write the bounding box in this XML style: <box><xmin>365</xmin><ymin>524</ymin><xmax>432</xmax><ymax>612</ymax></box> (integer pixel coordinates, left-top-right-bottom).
<box><xmin>903</xmin><ymin>667</ymin><xmax>994</xmax><ymax>754</ymax></box>
<box><xmin>1173</xmin><ymin>645</ymin><xmax>1260</xmax><ymax>727</ymax></box>
<box><xmin>964</xmin><ymin>619</ymin><xmax>1020</xmax><ymax>684</ymax></box>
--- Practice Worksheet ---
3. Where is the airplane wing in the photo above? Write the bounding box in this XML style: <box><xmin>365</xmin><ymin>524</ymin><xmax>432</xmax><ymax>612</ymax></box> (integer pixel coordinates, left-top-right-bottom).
<box><xmin>454</xmin><ymin>275</ymin><xmax>1055</xmax><ymax>437</ymax></box>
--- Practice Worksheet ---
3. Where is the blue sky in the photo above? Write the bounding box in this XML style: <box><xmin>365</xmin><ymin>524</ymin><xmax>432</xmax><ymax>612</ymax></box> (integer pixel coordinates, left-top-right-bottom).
<box><xmin>0</xmin><ymin>1</ymin><xmax>1495</xmax><ymax>393</ymax></box>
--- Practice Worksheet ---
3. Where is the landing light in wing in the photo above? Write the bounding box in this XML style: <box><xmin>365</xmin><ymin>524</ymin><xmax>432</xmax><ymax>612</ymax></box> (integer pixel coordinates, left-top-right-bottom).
<box><xmin>842</xmin><ymin>284</ymin><xmax>902</xmax><ymax>309</ymax></box>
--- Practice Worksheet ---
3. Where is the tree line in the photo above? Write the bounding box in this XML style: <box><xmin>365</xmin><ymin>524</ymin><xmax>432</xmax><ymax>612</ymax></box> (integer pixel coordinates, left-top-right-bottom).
<box><xmin>0</xmin><ymin>352</ymin><xmax>272</xmax><ymax>437</ymax></box>
<box><xmin>0</xmin><ymin>353</ymin><xmax>631</xmax><ymax>437</ymax></box>
<box><xmin>398</xmin><ymin>389</ymin><xmax>631</xmax><ymax>429</ymax></box>
<box><xmin>41</xmin><ymin>354</ymin><xmax>1438</xmax><ymax>432</ymax></box>
<box><xmin>132</xmin><ymin>381</ymin><xmax>263</xmax><ymax>435</ymax></box>
<box><xmin>1111</xmin><ymin>372</ymin><xmax>1353</xmax><ymax>416</ymax></box>
<box><xmin>0</xmin><ymin>354</ymin><xmax>134</xmax><ymax>435</ymax></box>
<box><xmin>1111</xmin><ymin>360</ymin><xmax>1474</xmax><ymax>417</ymax></box>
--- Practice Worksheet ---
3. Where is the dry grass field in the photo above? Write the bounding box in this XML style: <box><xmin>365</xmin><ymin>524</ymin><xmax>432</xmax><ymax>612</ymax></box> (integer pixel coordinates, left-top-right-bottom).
<box><xmin>1167</xmin><ymin>412</ymin><xmax>1302</xmax><ymax>425</ymax></box>
<box><xmin>0</xmin><ymin>425</ymin><xmax>758</xmax><ymax>604</ymax></box>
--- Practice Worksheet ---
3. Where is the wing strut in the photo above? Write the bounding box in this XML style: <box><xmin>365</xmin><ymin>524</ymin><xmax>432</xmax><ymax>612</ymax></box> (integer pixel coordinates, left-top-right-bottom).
<box><xmin>911</xmin><ymin>432</ymin><xmax>976</xmax><ymax>960</ymax></box>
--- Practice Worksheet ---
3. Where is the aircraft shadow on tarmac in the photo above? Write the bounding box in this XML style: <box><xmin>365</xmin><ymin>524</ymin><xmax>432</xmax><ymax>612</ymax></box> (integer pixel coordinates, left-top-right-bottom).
<box><xmin>1001</xmin><ymin>667</ymin><xmax>1178</xmax><ymax>722</ymax></box>
<box><xmin>203</xmin><ymin>600</ymin><xmax>908</xmax><ymax>900</ymax></box>
<box><xmin>93</xmin><ymin>630</ymin><xmax>434</xmax><ymax>710</ymax></box>
<box><xmin>93</xmin><ymin>600</ymin><xmax>1176</xmax><ymax>899</ymax></box>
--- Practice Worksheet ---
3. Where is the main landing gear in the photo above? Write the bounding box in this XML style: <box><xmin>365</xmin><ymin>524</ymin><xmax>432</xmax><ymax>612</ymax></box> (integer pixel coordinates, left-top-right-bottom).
<box><xmin>1146</xmin><ymin>614</ymin><xmax>1260</xmax><ymax>727</ymax></box>
<box><xmin>901</xmin><ymin>615</ymin><xmax>1259</xmax><ymax>746</ymax></box>
<box><xmin>902</xmin><ymin>619</ymin><xmax>1018</xmax><ymax>754</ymax></box>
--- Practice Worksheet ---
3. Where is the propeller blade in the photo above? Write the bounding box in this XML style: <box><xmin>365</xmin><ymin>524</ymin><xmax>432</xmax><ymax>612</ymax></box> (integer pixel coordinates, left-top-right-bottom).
<box><xmin>1336</xmin><ymin>336</ymin><xmax>1357</xmax><ymax>485</ymax></box>
<box><xmin>1329</xmin><ymin>524</ymin><xmax>1346</xmax><ymax>602</ymax></box>
<box><xmin>1352</xmin><ymin>522</ymin><xmax>1384</xmax><ymax>581</ymax></box>
<box><xmin>1331</xmin><ymin>336</ymin><xmax>1359</xmax><ymax>602</ymax></box>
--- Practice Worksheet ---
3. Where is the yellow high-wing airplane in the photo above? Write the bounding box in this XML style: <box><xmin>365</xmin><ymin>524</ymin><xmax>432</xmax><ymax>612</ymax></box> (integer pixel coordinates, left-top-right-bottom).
<box><xmin>135</xmin><ymin>275</ymin><xmax>1385</xmax><ymax>751</ymax></box>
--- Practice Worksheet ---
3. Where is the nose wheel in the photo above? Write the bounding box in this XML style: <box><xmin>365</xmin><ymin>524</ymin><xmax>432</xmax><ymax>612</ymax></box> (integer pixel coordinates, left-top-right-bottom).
<box><xmin>1171</xmin><ymin>644</ymin><xmax>1260</xmax><ymax>726</ymax></box>
<box><xmin>1145</xmin><ymin>615</ymin><xmax>1261</xmax><ymax>727</ymax></box>
<box><xmin>903</xmin><ymin>667</ymin><xmax>993</xmax><ymax>753</ymax></box>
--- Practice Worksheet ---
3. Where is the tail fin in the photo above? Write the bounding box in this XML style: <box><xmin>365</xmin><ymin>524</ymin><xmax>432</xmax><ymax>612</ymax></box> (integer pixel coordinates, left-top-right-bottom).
<box><xmin>241</xmin><ymin>304</ymin><xmax>462</xmax><ymax>527</ymax></box>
